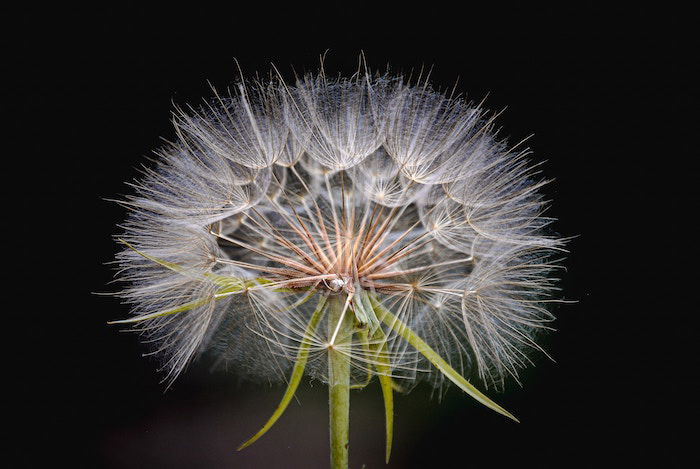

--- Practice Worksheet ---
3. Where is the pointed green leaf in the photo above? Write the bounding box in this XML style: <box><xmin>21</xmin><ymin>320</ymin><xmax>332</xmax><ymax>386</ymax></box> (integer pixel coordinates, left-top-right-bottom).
<box><xmin>118</xmin><ymin>238</ymin><xmax>250</xmax><ymax>288</ymax></box>
<box><xmin>119</xmin><ymin>238</ymin><xmax>187</xmax><ymax>273</ymax></box>
<box><xmin>359</xmin><ymin>289</ymin><xmax>381</xmax><ymax>335</ymax></box>
<box><xmin>107</xmin><ymin>296</ymin><xmax>215</xmax><ymax>324</ymax></box>
<box><xmin>371</xmin><ymin>296</ymin><xmax>519</xmax><ymax>423</ymax></box>
<box><xmin>111</xmin><ymin>240</ymin><xmax>288</xmax><ymax>326</ymax></box>
<box><xmin>369</xmin><ymin>327</ymin><xmax>394</xmax><ymax>463</ymax></box>
<box><xmin>237</xmin><ymin>294</ymin><xmax>328</xmax><ymax>451</ymax></box>
<box><xmin>351</xmin><ymin>290</ymin><xmax>371</xmax><ymax>327</ymax></box>
<box><xmin>377</xmin><ymin>369</ymin><xmax>393</xmax><ymax>463</ymax></box>
<box><xmin>350</xmin><ymin>328</ymin><xmax>372</xmax><ymax>390</ymax></box>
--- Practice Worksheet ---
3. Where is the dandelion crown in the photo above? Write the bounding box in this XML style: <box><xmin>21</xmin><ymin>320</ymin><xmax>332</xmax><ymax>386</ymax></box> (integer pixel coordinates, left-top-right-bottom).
<box><xmin>111</xmin><ymin>61</ymin><xmax>564</xmax><ymax>467</ymax></box>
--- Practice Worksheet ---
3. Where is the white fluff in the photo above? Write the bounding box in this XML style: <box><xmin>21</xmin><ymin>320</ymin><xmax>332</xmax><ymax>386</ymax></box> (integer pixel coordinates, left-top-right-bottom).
<box><xmin>113</xmin><ymin>66</ymin><xmax>566</xmax><ymax>391</ymax></box>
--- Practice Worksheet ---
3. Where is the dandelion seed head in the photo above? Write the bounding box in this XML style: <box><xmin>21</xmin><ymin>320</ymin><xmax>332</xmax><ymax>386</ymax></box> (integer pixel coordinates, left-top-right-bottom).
<box><xmin>113</xmin><ymin>63</ymin><xmax>565</xmax><ymax>391</ymax></box>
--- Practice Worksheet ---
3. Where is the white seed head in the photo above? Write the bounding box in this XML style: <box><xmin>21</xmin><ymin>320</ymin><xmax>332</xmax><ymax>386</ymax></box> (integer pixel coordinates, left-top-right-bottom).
<box><xmin>113</xmin><ymin>65</ymin><xmax>566</xmax><ymax>391</ymax></box>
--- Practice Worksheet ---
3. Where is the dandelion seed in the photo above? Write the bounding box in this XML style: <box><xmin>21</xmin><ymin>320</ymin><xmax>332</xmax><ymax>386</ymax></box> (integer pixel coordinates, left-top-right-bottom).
<box><xmin>110</xmin><ymin>59</ymin><xmax>566</xmax><ymax>469</ymax></box>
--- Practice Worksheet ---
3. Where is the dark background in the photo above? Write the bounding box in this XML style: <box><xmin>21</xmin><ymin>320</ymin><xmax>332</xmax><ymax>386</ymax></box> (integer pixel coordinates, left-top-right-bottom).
<box><xmin>10</xmin><ymin>6</ymin><xmax>694</xmax><ymax>468</ymax></box>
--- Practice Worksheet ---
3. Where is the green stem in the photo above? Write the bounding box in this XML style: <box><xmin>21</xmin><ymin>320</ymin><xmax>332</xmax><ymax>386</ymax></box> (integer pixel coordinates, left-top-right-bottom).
<box><xmin>328</xmin><ymin>296</ymin><xmax>352</xmax><ymax>469</ymax></box>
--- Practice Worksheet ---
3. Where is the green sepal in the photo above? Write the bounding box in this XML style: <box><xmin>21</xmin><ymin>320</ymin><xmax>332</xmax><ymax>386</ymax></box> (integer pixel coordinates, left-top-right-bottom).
<box><xmin>347</xmin><ymin>324</ymin><xmax>394</xmax><ymax>463</ymax></box>
<box><xmin>360</xmin><ymin>289</ymin><xmax>381</xmax><ymax>335</ymax></box>
<box><xmin>377</xmin><ymin>366</ymin><xmax>394</xmax><ymax>464</ymax></box>
<box><xmin>107</xmin><ymin>296</ymin><xmax>214</xmax><ymax>324</ymax></box>
<box><xmin>370</xmin><ymin>295</ymin><xmax>519</xmax><ymax>423</ymax></box>
<box><xmin>351</xmin><ymin>289</ymin><xmax>380</xmax><ymax>335</ymax></box>
<box><xmin>369</xmin><ymin>325</ymin><xmax>394</xmax><ymax>463</ymax></box>
<box><xmin>111</xmin><ymin>239</ymin><xmax>293</xmax><ymax>325</ymax></box>
<box><xmin>349</xmin><ymin>328</ymin><xmax>372</xmax><ymax>390</ymax></box>
<box><xmin>237</xmin><ymin>294</ymin><xmax>328</xmax><ymax>451</ymax></box>
<box><xmin>118</xmin><ymin>238</ymin><xmax>286</xmax><ymax>291</ymax></box>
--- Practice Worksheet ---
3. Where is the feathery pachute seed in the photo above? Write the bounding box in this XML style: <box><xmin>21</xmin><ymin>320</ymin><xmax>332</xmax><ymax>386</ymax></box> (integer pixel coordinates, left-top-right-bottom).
<box><xmin>109</xmin><ymin>62</ymin><xmax>565</xmax><ymax>466</ymax></box>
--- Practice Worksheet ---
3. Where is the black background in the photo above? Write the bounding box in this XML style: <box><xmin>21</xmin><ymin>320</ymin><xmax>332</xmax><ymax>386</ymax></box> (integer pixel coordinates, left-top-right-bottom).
<box><xmin>10</xmin><ymin>6</ymin><xmax>694</xmax><ymax>468</ymax></box>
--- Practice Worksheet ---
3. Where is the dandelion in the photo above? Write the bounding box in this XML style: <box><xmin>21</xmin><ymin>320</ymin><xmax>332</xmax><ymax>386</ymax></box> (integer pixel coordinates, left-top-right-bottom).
<box><xmin>109</xmin><ymin>61</ymin><xmax>565</xmax><ymax>468</ymax></box>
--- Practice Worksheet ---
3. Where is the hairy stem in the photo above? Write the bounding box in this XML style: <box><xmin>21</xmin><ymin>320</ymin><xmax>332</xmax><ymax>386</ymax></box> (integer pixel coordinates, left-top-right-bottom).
<box><xmin>328</xmin><ymin>295</ymin><xmax>353</xmax><ymax>469</ymax></box>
